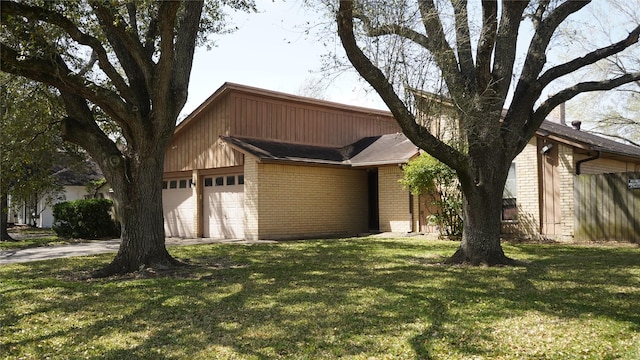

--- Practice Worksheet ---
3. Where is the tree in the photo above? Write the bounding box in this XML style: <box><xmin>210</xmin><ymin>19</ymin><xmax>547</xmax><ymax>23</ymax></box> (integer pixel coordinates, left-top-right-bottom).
<box><xmin>1</xmin><ymin>1</ymin><xmax>255</xmax><ymax>275</ymax></box>
<box><xmin>335</xmin><ymin>0</ymin><xmax>640</xmax><ymax>265</ymax></box>
<box><xmin>0</xmin><ymin>74</ymin><xmax>79</xmax><ymax>241</ymax></box>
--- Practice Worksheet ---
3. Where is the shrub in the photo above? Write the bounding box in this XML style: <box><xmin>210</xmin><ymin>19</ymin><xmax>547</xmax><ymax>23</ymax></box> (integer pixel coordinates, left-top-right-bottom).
<box><xmin>52</xmin><ymin>198</ymin><xmax>119</xmax><ymax>239</ymax></box>
<box><xmin>400</xmin><ymin>153</ymin><xmax>463</xmax><ymax>238</ymax></box>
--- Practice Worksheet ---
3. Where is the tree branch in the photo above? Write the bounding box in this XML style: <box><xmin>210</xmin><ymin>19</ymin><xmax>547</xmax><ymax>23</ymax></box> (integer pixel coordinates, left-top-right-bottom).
<box><xmin>0</xmin><ymin>1</ymin><xmax>134</xmax><ymax>102</ymax></box>
<box><xmin>90</xmin><ymin>2</ymin><xmax>154</xmax><ymax>106</ymax></box>
<box><xmin>0</xmin><ymin>44</ymin><xmax>130</xmax><ymax>125</ymax></box>
<box><xmin>490</xmin><ymin>1</ymin><xmax>528</xmax><ymax>101</ymax></box>
<box><xmin>172</xmin><ymin>1</ymin><xmax>204</xmax><ymax>114</ymax></box>
<box><xmin>417</xmin><ymin>0</ymin><xmax>464</xmax><ymax>95</ymax></box>
<box><xmin>475</xmin><ymin>0</ymin><xmax>497</xmax><ymax>91</ymax></box>
<box><xmin>511</xmin><ymin>0</ymin><xmax>590</xmax><ymax>105</ymax></box>
<box><xmin>451</xmin><ymin>0</ymin><xmax>475</xmax><ymax>88</ymax></box>
<box><xmin>337</xmin><ymin>1</ymin><xmax>466</xmax><ymax>174</ymax></box>
<box><xmin>538</xmin><ymin>25</ymin><xmax>640</xmax><ymax>89</ymax></box>
<box><xmin>528</xmin><ymin>72</ymin><xmax>640</xmax><ymax>136</ymax></box>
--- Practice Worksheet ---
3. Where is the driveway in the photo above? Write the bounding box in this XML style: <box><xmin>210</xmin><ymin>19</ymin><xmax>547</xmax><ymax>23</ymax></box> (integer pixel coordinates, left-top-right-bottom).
<box><xmin>0</xmin><ymin>237</ymin><xmax>274</xmax><ymax>265</ymax></box>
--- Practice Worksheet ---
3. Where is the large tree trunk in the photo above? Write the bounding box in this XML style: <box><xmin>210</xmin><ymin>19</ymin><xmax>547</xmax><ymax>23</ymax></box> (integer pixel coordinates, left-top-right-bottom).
<box><xmin>93</xmin><ymin>153</ymin><xmax>179</xmax><ymax>277</ymax></box>
<box><xmin>446</xmin><ymin>154</ymin><xmax>518</xmax><ymax>266</ymax></box>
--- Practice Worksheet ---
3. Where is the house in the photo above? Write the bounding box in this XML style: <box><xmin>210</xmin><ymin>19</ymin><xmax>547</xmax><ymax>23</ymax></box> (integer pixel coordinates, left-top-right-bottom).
<box><xmin>505</xmin><ymin>119</ymin><xmax>640</xmax><ymax>241</ymax></box>
<box><xmin>411</xmin><ymin>91</ymin><xmax>640</xmax><ymax>242</ymax></box>
<box><xmin>9</xmin><ymin>159</ymin><xmax>110</xmax><ymax>228</ymax></box>
<box><xmin>163</xmin><ymin>83</ymin><xmax>640</xmax><ymax>242</ymax></box>
<box><xmin>162</xmin><ymin>82</ymin><xmax>421</xmax><ymax>240</ymax></box>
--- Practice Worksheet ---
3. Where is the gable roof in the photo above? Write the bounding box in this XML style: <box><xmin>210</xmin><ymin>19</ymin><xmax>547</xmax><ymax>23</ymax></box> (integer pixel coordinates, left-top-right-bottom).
<box><xmin>222</xmin><ymin>133</ymin><xmax>419</xmax><ymax>167</ymax></box>
<box><xmin>538</xmin><ymin>121</ymin><xmax>640</xmax><ymax>159</ymax></box>
<box><xmin>176</xmin><ymin>82</ymin><xmax>394</xmax><ymax>136</ymax></box>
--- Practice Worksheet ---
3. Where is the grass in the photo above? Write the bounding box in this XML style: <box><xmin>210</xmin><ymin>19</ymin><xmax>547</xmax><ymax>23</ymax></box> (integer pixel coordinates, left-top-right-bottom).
<box><xmin>1</xmin><ymin>228</ymin><xmax>84</xmax><ymax>250</ymax></box>
<box><xmin>1</xmin><ymin>237</ymin><xmax>639</xmax><ymax>359</ymax></box>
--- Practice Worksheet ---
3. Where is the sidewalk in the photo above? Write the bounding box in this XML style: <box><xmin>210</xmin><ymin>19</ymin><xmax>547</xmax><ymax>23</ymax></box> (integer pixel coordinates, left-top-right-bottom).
<box><xmin>0</xmin><ymin>237</ymin><xmax>273</xmax><ymax>265</ymax></box>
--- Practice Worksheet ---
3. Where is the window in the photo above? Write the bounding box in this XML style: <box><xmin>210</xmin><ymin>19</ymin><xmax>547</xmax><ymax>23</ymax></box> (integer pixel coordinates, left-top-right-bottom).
<box><xmin>204</xmin><ymin>177</ymin><xmax>213</xmax><ymax>187</ymax></box>
<box><xmin>169</xmin><ymin>180</ymin><xmax>177</xmax><ymax>189</ymax></box>
<box><xmin>238</xmin><ymin>175</ymin><xmax>244</xmax><ymax>185</ymax></box>
<box><xmin>226</xmin><ymin>176</ymin><xmax>235</xmax><ymax>186</ymax></box>
<box><xmin>162</xmin><ymin>181</ymin><xmax>168</xmax><ymax>189</ymax></box>
<box><xmin>502</xmin><ymin>162</ymin><xmax>517</xmax><ymax>221</ymax></box>
<box><xmin>215</xmin><ymin>177</ymin><xmax>224</xmax><ymax>186</ymax></box>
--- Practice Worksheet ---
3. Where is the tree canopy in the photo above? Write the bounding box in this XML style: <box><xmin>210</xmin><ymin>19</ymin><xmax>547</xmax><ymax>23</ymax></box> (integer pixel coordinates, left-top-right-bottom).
<box><xmin>1</xmin><ymin>0</ymin><xmax>255</xmax><ymax>275</ymax></box>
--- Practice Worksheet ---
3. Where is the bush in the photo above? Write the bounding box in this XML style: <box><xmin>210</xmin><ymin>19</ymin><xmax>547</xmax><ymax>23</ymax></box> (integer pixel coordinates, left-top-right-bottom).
<box><xmin>52</xmin><ymin>198</ymin><xmax>119</xmax><ymax>239</ymax></box>
<box><xmin>400</xmin><ymin>153</ymin><xmax>463</xmax><ymax>238</ymax></box>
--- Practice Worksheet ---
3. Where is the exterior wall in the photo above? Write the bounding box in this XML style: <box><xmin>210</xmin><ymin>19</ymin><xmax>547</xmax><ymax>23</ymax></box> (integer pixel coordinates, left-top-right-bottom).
<box><xmin>10</xmin><ymin>186</ymin><xmax>99</xmax><ymax>228</ymax></box>
<box><xmin>558</xmin><ymin>144</ymin><xmax>575</xmax><ymax>240</ymax></box>
<box><xmin>243</xmin><ymin>157</ymin><xmax>260</xmax><ymax>240</ymax></box>
<box><xmin>164</xmin><ymin>94</ymin><xmax>244</xmax><ymax>172</ymax></box>
<box><xmin>576</xmin><ymin>154</ymin><xmax>640</xmax><ymax>174</ymax></box>
<box><xmin>378</xmin><ymin>165</ymin><xmax>411</xmax><ymax>232</ymax></box>
<box><xmin>228</xmin><ymin>92</ymin><xmax>400</xmax><ymax>147</ymax></box>
<box><xmin>246</xmin><ymin>159</ymin><xmax>369</xmax><ymax>239</ymax></box>
<box><xmin>502</xmin><ymin>138</ymin><xmax>541</xmax><ymax>238</ymax></box>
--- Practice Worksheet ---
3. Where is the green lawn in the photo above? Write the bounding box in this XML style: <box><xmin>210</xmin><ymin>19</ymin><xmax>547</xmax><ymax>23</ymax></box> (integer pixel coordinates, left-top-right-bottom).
<box><xmin>1</xmin><ymin>237</ymin><xmax>639</xmax><ymax>359</ymax></box>
<box><xmin>1</xmin><ymin>228</ymin><xmax>83</xmax><ymax>250</ymax></box>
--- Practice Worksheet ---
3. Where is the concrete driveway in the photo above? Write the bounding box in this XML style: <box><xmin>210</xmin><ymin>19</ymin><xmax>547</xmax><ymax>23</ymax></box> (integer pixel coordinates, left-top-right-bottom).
<box><xmin>0</xmin><ymin>237</ymin><xmax>273</xmax><ymax>265</ymax></box>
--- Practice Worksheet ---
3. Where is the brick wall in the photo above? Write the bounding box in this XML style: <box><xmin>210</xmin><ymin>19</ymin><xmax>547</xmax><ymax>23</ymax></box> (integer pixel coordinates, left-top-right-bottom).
<box><xmin>243</xmin><ymin>157</ymin><xmax>260</xmax><ymax>240</ymax></box>
<box><xmin>504</xmin><ymin>138</ymin><xmax>542</xmax><ymax>238</ymax></box>
<box><xmin>558</xmin><ymin>144</ymin><xmax>575</xmax><ymax>240</ymax></box>
<box><xmin>247</xmin><ymin>161</ymin><xmax>368</xmax><ymax>239</ymax></box>
<box><xmin>378</xmin><ymin>165</ymin><xmax>411</xmax><ymax>232</ymax></box>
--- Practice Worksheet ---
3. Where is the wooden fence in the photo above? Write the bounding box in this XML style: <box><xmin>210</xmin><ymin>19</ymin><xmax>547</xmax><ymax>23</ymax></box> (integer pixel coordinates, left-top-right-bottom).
<box><xmin>574</xmin><ymin>172</ymin><xmax>640</xmax><ymax>242</ymax></box>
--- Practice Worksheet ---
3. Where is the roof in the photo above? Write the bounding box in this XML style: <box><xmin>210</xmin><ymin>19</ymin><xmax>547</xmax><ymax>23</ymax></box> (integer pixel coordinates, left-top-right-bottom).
<box><xmin>176</xmin><ymin>82</ymin><xmax>394</xmax><ymax>135</ymax></box>
<box><xmin>538</xmin><ymin>121</ymin><xmax>640</xmax><ymax>159</ymax></box>
<box><xmin>52</xmin><ymin>159</ymin><xmax>104</xmax><ymax>186</ymax></box>
<box><xmin>349</xmin><ymin>133</ymin><xmax>420</xmax><ymax>166</ymax></box>
<box><xmin>221</xmin><ymin>133</ymin><xmax>419</xmax><ymax>167</ymax></box>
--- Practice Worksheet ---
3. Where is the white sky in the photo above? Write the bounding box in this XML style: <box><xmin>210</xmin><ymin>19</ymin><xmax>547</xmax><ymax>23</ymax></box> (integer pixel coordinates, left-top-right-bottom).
<box><xmin>182</xmin><ymin>0</ymin><xmax>387</xmax><ymax>119</ymax></box>
<box><xmin>182</xmin><ymin>1</ymin><xmax>638</xmax><ymax>129</ymax></box>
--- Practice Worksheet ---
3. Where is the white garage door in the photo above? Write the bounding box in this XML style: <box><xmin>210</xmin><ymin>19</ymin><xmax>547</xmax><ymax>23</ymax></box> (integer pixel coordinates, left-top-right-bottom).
<box><xmin>203</xmin><ymin>174</ymin><xmax>244</xmax><ymax>239</ymax></box>
<box><xmin>163</xmin><ymin>178</ymin><xmax>196</xmax><ymax>238</ymax></box>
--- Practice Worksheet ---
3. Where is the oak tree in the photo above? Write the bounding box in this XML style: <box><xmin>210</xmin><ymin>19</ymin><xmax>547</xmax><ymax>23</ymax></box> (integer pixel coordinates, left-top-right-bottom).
<box><xmin>0</xmin><ymin>75</ymin><xmax>80</xmax><ymax>241</ymax></box>
<box><xmin>335</xmin><ymin>0</ymin><xmax>640</xmax><ymax>264</ymax></box>
<box><xmin>1</xmin><ymin>1</ymin><xmax>255</xmax><ymax>275</ymax></box>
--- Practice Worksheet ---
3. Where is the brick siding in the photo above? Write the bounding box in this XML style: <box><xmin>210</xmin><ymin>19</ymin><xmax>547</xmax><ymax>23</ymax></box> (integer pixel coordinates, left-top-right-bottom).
<box><xmin>245</xmin><ymin>158</ymin><xmax>368</xmax><ymax>239</ymax></box>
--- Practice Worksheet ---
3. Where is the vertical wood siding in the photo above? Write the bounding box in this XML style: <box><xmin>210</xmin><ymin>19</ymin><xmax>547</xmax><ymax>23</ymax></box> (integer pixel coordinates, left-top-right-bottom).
<box><xmin>164</xmin><ymin>88</ymin><xmax>401</xmax><ymax>173</ymax></box>
<box><xmin>164</xmin><ymin>94</ymin><xmax>244</xmax><ymax>172</ymax></box>
<box><xmin>228</xmin><ymin>93</ymin><xmax>400</xmax><ymax>147</ymax></box>
<box><xmin>574</xmin><ymin>172</ymin><xmax>640</xmax><ymax>242</ymax></box>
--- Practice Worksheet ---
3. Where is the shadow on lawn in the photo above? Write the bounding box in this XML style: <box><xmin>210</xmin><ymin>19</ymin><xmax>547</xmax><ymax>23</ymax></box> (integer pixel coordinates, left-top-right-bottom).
<box><xmin>1</xmin><ymin>239</ymin><xmax>639</xmax><ymax>359</ymax></box>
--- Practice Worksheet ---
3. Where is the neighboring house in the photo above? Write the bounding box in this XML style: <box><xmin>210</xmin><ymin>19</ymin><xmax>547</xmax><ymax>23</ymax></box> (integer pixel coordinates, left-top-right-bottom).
<box><xmin>162</xmin><ymin>82</ymin><xmax>421</xmax><ymax>240</ymax></box>
<box><xmin>9</xmin><ymin>159</ymin><xmax>109</xmax><ymax>228</ymax></box>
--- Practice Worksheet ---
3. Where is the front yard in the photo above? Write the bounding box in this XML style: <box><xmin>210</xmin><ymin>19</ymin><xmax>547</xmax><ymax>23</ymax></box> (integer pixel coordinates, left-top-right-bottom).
<box><xmin>1</xmin><ymin>237</ymin><xmax>639</xmax><ymax>359</ymax></box>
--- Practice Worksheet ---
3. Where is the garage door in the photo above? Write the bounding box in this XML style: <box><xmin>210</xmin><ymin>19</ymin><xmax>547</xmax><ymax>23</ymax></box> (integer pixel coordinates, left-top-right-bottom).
<box><xmin>203</xmin><ymin>174</ymin><xmax>244</xmax><ymax>239</ymax></box>
<box><xmin>163</xmin><ymin>178</ymin><xmax>196</xmax><ymax>238</ymax></box>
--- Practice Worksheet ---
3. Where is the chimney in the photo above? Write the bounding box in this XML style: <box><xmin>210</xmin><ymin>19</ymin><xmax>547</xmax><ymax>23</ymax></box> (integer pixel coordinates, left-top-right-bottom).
<box><xmin>559</xmin><ymin>103</ymin><xmax>566</xmax><ymax>125</ymax></box>
<box><xmin>571</xmin><ymin>120</ymin><xmax>582</xmax><ymax>130</ymax></box>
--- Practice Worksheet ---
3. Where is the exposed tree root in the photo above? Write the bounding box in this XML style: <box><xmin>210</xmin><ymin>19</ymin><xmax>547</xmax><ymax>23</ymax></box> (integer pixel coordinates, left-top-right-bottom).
<box><xmin>444</xmin><ymin>247</ymin><xmax>527</xmax><ymax>266</ymax></box>
<box><xmin>91</xmin><ymin>253</ymin><xmax>186</xmax><ymax>278</ymax></box>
